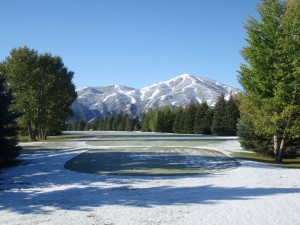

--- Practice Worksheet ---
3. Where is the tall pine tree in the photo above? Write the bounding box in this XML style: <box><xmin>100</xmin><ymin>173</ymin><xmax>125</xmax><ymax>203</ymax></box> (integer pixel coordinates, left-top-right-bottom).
<box><xmin>223</xmin><ymin>95</ymin><xmax>240</xmax><ymax>135</ymax></box>
<box><xmin>211</xmin><ymin>93</ymin><xmax>227</xmax><ymax>135</ymax></box>
<box><xmin>194</xmin><ymin>102</ymin><xmax>209</xmax><ymax>134</ymax></box>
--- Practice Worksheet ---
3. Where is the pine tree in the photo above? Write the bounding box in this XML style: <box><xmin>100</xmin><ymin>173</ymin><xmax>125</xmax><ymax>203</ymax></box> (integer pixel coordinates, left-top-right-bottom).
<box><xmin>202</xmin><ymin>107</ymin><xmax>214</xmax><ymax>135</ymax></box>
<box><xmin>173</xmin><ymin>107</ymin><xmax>184</xmax><ymax>133</ymax></box>
<box><xmin>0</xmin><ymin>76</ymin><xmax>21</xmax><ymax>165</ymax></box>
<box><xmin>211</xmin><ymin>93</ymin><xmax>226</xmax><ymax>135</ymax></box>
<box><xmin>162</xmin><ymin>106</ymin><xmax>174</xmax><ymax>133</ymax></box>
<box><xmin>154</xmin><ymin>109</ymin><xmax>163</xmax><ymax>132</ymax></box>
<box><xmin>223</xmin><ymin>95</ymin><xmax>240</xmax><ymax>135</ymax></box>
<box><xmin>183</xmin><ymin>101</ymin><xmax>197</xmax><ymax>134</ymax></box>
<box><xmin>194</xmin><ymin>102</ymin><xmax>209</xmax><ymax>134</ymax></box>
<box><xmin>125</xmin><ymin>114</ymin><xmax>133</xmax><ymax>131</ymax></box>
<box><xmin>141</xmin><ymin>112</ymin><xmax>150</xmax><ymax>132</ymax></box>
<box><xmin>78</xmin><ymin>120</ymin><xmax>86</xmax><ymax>131</ymax></box>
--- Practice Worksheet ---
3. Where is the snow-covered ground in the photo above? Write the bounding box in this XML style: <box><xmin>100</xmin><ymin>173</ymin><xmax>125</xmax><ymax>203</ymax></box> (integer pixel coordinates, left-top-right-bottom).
<box><xmin>0</xmin><ymin>133</ymin><xmax>299</xmax><ymax>225</ymax></box>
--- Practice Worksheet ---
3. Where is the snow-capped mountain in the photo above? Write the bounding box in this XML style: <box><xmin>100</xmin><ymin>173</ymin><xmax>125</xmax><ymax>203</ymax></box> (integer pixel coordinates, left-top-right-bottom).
<box><xmin>71</xmin><ymin>74</ymin><xmax>241</xmax><ymax>121</ymax></box>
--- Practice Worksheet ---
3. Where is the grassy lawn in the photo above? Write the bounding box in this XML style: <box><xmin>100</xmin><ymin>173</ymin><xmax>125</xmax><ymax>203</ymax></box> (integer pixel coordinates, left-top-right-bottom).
<box><xmin>232</xmin><ymin>151</ymin><xmax>300</xmax><ymax>168</ymax></box>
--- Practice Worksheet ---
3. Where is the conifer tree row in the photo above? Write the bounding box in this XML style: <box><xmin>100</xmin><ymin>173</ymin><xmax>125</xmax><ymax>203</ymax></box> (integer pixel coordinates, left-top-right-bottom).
<box><xmin>67</xmin><ymin>114</ymin><xmax>140</xmax><ymax>131</ymax></box>
<box><xmin>141</xmin><ymin>94</ymin><xmax>239</xmax><ymax>135</ymax></box>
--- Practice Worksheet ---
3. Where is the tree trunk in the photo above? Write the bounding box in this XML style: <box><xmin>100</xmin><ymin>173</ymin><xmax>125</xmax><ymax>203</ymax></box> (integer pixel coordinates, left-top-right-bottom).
<box><xmin>27</xmin><ymin>122</ymin><xmax>36</xmax><ymax>141</ymax></box>
<box><xmin>42</xmin><ymin>128</ymin><xmax>48</xmax><ymax>140</ymax></box>
<box><xmin>274</xmin><ymin>135</ymin><xmax>280</xmax><ymax>161</ymax></box>
<box><xmin>274</xmin><ymin>132</ymin><xmax>285</xmax><ymax>163</ymax></box>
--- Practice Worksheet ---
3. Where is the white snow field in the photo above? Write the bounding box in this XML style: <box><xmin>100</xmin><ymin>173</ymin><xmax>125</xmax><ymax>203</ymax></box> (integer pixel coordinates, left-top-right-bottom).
<box><xmin>0</xmin><ymin>131</ymin><xmax>300</xmax><ymax>225</ymax></box>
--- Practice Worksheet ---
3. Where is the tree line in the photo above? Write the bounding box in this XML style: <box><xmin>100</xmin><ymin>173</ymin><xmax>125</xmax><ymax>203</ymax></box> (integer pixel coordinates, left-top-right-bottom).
<box><xmin>67</xmin><ymin>114</ymin><xmax>141</xmax><ymax>131</ymax></box>
<box><xmin>67</xmin><ymin>93</ymin><xmax>240</xmax><ymax>136</ymax></box>
<box><xmin>141</xmin><ymin>93</ymin><xmax>240</xmax><ymax>135</ymax></box>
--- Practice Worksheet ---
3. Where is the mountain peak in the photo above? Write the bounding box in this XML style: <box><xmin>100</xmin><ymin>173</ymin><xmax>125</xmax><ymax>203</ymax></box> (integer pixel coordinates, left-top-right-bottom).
<box><xmin>72</xmin><ymin>74</ymin><xmax>242</xmax><ymax>121</ymax></box>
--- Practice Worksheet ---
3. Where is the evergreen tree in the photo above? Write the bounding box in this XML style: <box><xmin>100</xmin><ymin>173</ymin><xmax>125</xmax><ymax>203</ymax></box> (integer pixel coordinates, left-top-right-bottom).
<box><xmin>238</xmin><ymin>0</ymin><xmax>300</xmax><ymax>161</ymax></box>
<box><xmin>132</xmin><ymin>117</ymin><xmax>141</xmax><ymax>131</ymax></box>
<box><xmin>202</xmin><ymin>107</ymin><xmax>214</xmax><ymax>135</ymax></box>
<box><xmin>0</xmin><ymin>76</ymin><xmax>21</xmax><ymax>164</ymax></box>
<box><xmin>141</xmin><ymin>112</ymin><xmax>150</xmax><ymax>132</ymax></box>
<box><xmin>97</xmin><ymin>119</ymin><xmax>103</xmax><ymax>131</ymax></box>
<box><xmin>162</xmin><ymin>106</ymin><xmax>174</xmax><ymax>133</ymax></box>
<box><xmin>106</xmin><ymin>117</ymin><xmax>114</xmax><ymax>131</ymax></box>
<box><xmin>125</xmin><ymin>114</ymin><xmax>133</xmax><ymax>131</ymax></box>
<box><xmin>183</xmin><ymin>101</ymin><xmax>197</xmax><ymax>133</ymax></box>
<box><xmin>112</xmin><ymin>114</ymin><xmax>122</xmax><ymax>131</ymax></box>
<box><xmin>173</xmin><ymin>107</ymin><xmax>184</xmax><ymax>133</ymax></box>
<box><xmin>211</xmin><ymin>93</ymin><xmax>226</xmax><ymax>135</ymax></box>
<box><xmin>194</xmin><ymin>102</ymin><xmax>209</xmax><ymax>134</ymax></box>
<box><xmin>78</xmin><ymin>120</ymin><xmax>86</xmax><ymax>131</ymax></box>
<box><xmin>154</xmin><ymin>109</ymin><xmax>164</xmax><ymax>132</ymax></box>
<box><xmin>223</xmin><ymin>95</ymin><xmax>240</xmax><ymax>135</ymax></box>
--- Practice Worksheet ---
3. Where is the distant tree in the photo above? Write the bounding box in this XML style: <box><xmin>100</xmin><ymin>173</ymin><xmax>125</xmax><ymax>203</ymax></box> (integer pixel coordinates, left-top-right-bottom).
<box><xmin>112</xmin><ymin>114</ymin><xmax>122</xmax><ymax>131</ymax></box>
<box><xmin>173</xmin><ymin>107</ymin><xmax>184</xmax><ymax>133</ymax></box>
<box><xmin>211</xmin><ymin>93</ymin><xmax>227</xmax><ymax>135</ymax></box>
<box><xmin>132</xmin><ymin>116</ymin><xmax>141</xmax><ymax>131</ymax></box>
<box><xmin>194</xmin><ymin>102</ymin><xmax>209</xmax><ymax>134</ymax></box>
<box><xmin>141</xmin><ymin>112</ymin><xmax>150</xmax><ymax>132</ymax></box>
<box><xmin>162</xmin><ymin>106</ymin><xmax>174</xmax><ymax>133</ymax></box>
<box><xmin>238</xmin><ymin>0</ymin><xmax>300</xmax><ymax>161</ymax></box>
<box><xmin>183</xmin><ymin>101</ymin><xmax>197</xmax><ymax>133</ymax></box>
<box><xmin>154</xmin><ymin>109</ymin><xmax>163</xmax><ymax>132</ymax></box>
<box><xmin>0</xmin><ymin>75</ymin><xmax>21</xmax><ymax>164</ymax></box>
<box><xmin>78</xmin><ymin>120</ymin><xmax>86</xmax><ymax>131</ymax></box>
<box><xmin>202</xmin><ymin>107</ymin><xmax>214</xmax><ymax>135</ymax></box>
<box><xmin>123</xmin><ymin>114</ymin><xmax>131</xmax><ymax>131</ymax></box>
<box><xmin>223</xmin><ymin>95</ymin><xmax>240</xmax><ymax>135</ymax></box>
<box><xmin>106</xmin><ymin>117</ymin><xmax>114</xmax><ymax>131</ymax></box>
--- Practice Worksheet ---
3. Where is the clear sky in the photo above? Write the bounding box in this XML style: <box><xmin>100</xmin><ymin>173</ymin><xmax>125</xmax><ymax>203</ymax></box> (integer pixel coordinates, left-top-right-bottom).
<box><xmin>1</xmin><ymin>0</ymin><xmax>260</xmax><ymax>90</ymax></box>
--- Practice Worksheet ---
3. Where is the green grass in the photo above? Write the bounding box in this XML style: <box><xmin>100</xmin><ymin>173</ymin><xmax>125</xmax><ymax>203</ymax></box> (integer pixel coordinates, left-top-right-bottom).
<box><xmin>18</xmin><ymin>133</ymin><xmax>84</xmax><ymax>142</ymax></box>
<box><xmin>232</xmin><ymin>151</ymin><xmax>300</xmax><ymax>168</ymax></box>
<box><xmin>65</xmin><ymin>147</ymin><xmax>240</xmax><ymax>176</ymax></box>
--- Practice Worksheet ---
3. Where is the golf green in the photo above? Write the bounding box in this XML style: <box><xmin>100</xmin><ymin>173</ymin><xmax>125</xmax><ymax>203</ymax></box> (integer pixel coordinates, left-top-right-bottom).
<box><xmin>65</xmin><ymin>146</ymin><xmax>239</xmax><ymax>176</ymax></box>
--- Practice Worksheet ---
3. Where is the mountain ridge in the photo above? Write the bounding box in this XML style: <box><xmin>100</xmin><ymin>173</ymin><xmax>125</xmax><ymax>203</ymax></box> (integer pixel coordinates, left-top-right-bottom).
<box><xmin>71</xmin><ymin>74</ymin><xmax>242</xmax><ymax>121</ymax></box>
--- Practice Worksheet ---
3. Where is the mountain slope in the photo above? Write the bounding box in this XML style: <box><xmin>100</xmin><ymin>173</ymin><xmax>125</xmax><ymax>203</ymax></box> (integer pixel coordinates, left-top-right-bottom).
<box><xmin>71</xmin><ymin>74</ymin><xmax>241</xmax><ymax>121</ymax></box>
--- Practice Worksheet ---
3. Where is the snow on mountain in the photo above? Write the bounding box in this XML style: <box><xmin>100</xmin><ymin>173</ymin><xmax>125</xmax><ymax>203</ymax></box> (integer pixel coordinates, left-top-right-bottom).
<box><xmin>71</xmin><ymin>74</ymin><xmax>241</xmax><ymax>121</ymax></box>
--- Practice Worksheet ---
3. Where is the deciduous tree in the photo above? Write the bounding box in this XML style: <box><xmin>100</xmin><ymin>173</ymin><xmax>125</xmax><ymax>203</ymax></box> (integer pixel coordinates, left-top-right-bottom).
<box><xmin>238</xmin><ymin>0</ymin><xmax>300</xmax><ymax>162</ymax></box>
<box><xmin>1</xmin><ymin>47</ymin><xmax>77</xmax><ymax>140</ymax></box>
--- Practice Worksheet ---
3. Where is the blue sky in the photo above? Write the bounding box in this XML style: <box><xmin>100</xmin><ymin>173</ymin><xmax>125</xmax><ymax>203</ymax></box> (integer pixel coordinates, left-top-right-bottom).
<box><xmin>1</xmin><ymin>0</ymin><xmax>259</xmax><ymax>89</ymax></box>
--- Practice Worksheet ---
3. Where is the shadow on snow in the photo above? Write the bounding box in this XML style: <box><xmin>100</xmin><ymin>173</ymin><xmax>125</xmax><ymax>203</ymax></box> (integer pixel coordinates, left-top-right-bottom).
<box><xmin>0</xmin><ymin>145</ymin><xmax>299</xmax><ymax>215</ymax></box>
